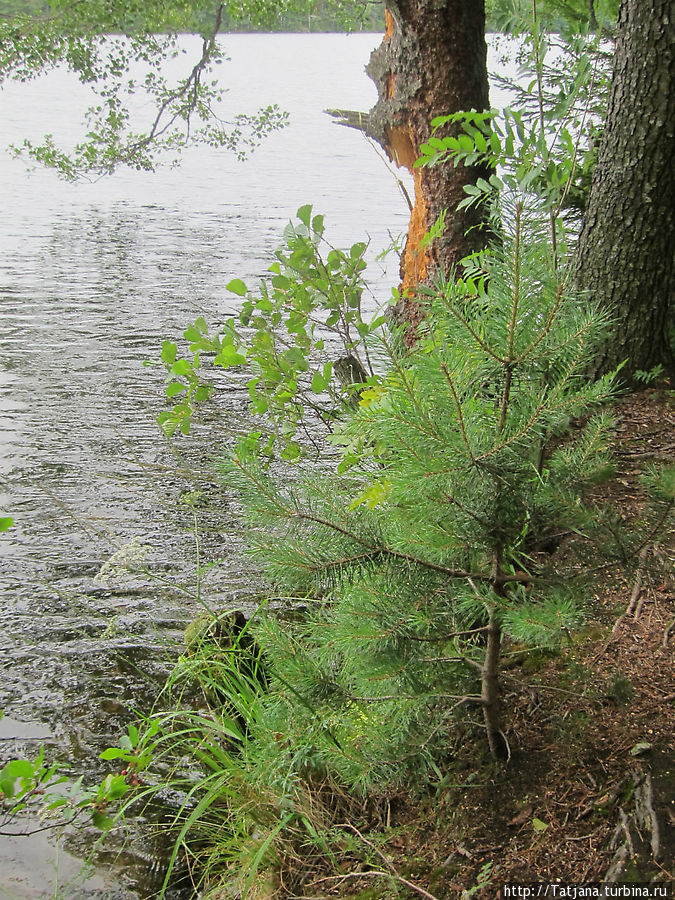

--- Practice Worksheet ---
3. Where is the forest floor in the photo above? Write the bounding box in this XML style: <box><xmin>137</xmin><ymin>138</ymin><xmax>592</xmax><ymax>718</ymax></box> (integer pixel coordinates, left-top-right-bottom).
<box><xmin>289</xmin><ymin>389</ymin><xmax>674</xmax><ymax>899</ymax></box>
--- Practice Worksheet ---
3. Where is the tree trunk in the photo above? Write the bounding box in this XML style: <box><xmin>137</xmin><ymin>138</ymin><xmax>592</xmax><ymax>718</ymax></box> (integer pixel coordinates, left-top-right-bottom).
<box><xmin>481</xmin><ymin>608</ymin><xmax>507</xmax><ymax>761</ymax></box>
<box><xmin>574</xmin><ymin>0</ymin><xmax>675</xmax><ymax>383</ymax></box>
<box><xmin>365</xmin><ymin>1</ymin><xmax>491</xmax><ymax>336</ymax></box>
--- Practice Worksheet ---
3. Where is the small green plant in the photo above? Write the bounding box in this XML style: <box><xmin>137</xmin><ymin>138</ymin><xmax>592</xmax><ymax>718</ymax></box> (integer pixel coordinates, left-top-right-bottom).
<box><xmin>156</xmin><ymin>204</ymin><xmax>388</xmax><ymax>457</ymax></box>
<box><xmin>0</xmin><ymin>736</ymin><xmax>107</xmax><ymax>835</ymax></box>
<box><xmin>462</xmin><ymin>860</ymin><xmax>494</xmax><ymax>898</ymax></box>
<box><xmin>633</xmin><ymin>364</ymin><xmax>664</xmax><ymax>385</ymax></box>
<box><xmin>223</xmin><ymin>199</ymin><xmax>616</xmax><ymax>776</ymax></box>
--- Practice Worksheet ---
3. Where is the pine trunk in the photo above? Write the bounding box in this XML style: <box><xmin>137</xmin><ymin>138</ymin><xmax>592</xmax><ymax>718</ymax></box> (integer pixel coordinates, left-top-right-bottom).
<box><xmin>365</xmin><ymin>1</ymin><xmax>491</xmax><ymax>335</ymax></box>
<box><xmin>574</xmin><ymin>0</ymin><xmax>675</xmax><ymax>383</ymax></box>
<box><xmin>481</xmin><ymin>609</ymin><xmax>506</xmax><ymax>761</ymax></box>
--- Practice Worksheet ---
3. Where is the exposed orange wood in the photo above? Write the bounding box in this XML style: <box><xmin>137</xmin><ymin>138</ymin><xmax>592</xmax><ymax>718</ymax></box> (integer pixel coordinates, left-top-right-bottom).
<box><xmin>385</xmin><ymin>124</ymin><xmax>432</xmax><ymax>300</ymax></box>
<box><xmin>401</xmin><ymin>165</ymin><xmax>430</xmax><ymax>297</ymax></box>
<box><xmin>384</xmin><ymin>7</ymin><xmax>395</xmax><ymax>39</ymax></box>
<box><xmin>385</xmin><ymin>123</ymin><xmax>416</xmax><ymax>170</ymax></box>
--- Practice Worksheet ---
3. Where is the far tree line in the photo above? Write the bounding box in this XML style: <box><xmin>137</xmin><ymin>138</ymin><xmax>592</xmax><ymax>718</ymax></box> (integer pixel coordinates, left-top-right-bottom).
<box><xmin>0</xmin><ymin>1</ymin><xmax>614</xmax><ymax>34</ymax></box>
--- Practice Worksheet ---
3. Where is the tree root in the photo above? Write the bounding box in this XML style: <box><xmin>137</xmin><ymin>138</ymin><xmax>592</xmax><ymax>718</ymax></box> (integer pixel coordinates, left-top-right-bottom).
<box><xmin>603</xmin><ymin>772</ymin><xmax>663</xmax><ymax>883</ymax></box>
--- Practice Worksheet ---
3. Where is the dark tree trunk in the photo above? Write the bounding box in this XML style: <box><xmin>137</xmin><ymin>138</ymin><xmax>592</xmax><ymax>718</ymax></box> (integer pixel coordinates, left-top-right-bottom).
<box><xmin>574</xmin><ymin>0</ymin><xmax>675</xmax><ymax>383</ymax></box>
<box><xmin>365</xmin><ymin>1</ymin><xmax>491</xmax><ymax>335</ymax></box>
<box><xmin>481</xmin><ymin>608</ymin><xmax>507</xmax><ymax>761</ymax></box>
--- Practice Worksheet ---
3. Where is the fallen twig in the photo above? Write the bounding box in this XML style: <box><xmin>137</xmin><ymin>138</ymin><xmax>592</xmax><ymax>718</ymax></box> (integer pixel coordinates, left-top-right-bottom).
<box><xmin>331</xmin><ymin>823</ymin><xmax>440</xmax><ymax>900</ymax></box>
<box><xmin>314</xmin><ymin>870</ymin><xmax>440</xmax><ymax>900</ymax></box>
<box><xmin>612</xmin><ymin>546</ymin><xmax>650</xmax><ymax>634</ymax></box>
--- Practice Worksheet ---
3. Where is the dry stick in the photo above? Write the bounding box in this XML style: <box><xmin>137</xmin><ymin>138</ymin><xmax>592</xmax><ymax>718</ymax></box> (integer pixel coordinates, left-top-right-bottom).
<box><xmin>612</xmin><ymin>545</ymin><xmax>650</xmax><ymax>634</ymax></box>
<box><xmin>333</xmin><ymin>824</ymin><xmax>440</xmax><ymax>900</ymax></box>
<box><xmin>316</xmin><ymin>869</ymin><xmax>440</xmax><ymax>900</ymax></box>
<box><xmin>633</xmin><ymin>593</ymin><xmax>647</xmax><ymax>622</ymax></box>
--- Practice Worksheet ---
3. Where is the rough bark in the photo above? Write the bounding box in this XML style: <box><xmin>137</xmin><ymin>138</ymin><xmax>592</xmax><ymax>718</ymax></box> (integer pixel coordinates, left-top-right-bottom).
<box><xmin>481</xmin><ymin>608</ymin><xmax>507</xmax><ymax>760</ymax></box>
<box><xmin>574</xmin><ymin>0</ymin><xmax>675</xmax><ymax>383</ymax></box>
<box><xmin>363</xmin><ymin>1</ymin><xmax>491</xmax><ymax>335</ymax></box>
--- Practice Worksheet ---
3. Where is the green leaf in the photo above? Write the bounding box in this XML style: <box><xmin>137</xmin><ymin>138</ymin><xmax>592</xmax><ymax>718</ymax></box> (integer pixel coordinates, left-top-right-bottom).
<box><xmin>99</xmin><ymin>748</ymin><xmax>127</xmax><ymax>760</ymax></box>
<box><xmin>310</xmin><ymin>371</ymin><xmax>328</xmax><ymax>393</ymax></box>
<box><xmin>166</xmin><ymin>381</ymin><xmax>186</xmax><ymax>399</ymax></box>
<box><xmin>92</xmin><ymin>810</ymin><xmax>115</xmax><ymax>831</ymax></box>
<box><xmin>280</xmin><ymin>441</ymin><xmax>301</xmax><ymax>462</ymax></box>
<box><xmin>296</xmin><ymin>204</ymin><xmax>312</xmax><ymax>227</ymax></box>
<box><xmin>457</xmin><ymin>133</ymin><xmax>474</xmax><ymax>153</ymax></box>
<box><xmin>0</xmin><ymin>776</ymin><xmax>16</xmax><ymax>799</ymax></box>
<box><xmin>271</xmin><ymin>274</ymin><xmax>291</xmax><ymax>290</ymax></box>
<box><xmin>3</xmin><ymin>760</ymin><xmax>34</xmax><ymax>779</ymax></box>
<box><xmin>101</xmin><ymin>773</ymin><xmax>128</xmax><ymax>800</ymax></box>
<box><xmin>226</xmin><ymin>279</ymin><xmax>248</xmax><ymax>296</ymax></box>
<box><xmin>160</xmin><ymin>340</ymin><xmax>177</xmax><ymax>366</ymax></box>
<box><xmin>474</xmin><ymin>130</ymin><xmax>488</xmax><ymax>153</ymax></box>
<box><xmin>630</xmin><ymin>742</ymin><xmax>653</xmax><ymax>757</ymax></box>
<box><xmin>216</xmin><ymin>346</ymin><xmax>247</xmax><ymax>368</ymax></box>
<box><xmin>532</xmin><ymin>817</ymin><xmax>549</xmax><ymax>833</ymax></box>
<box><xmin>0</xmin><ymin>517</ymin><xmax>13</xmax><ymax>532</ymax></box>
<box><xmin>171</xmin><ymin>359</ymin><xmax>193</xmax><ymax>377</ymax></box>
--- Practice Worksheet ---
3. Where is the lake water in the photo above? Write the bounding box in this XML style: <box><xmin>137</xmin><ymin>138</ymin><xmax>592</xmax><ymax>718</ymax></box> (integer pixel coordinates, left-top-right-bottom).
<box><xmin>0</xmin><ymin>32</ymin><xmax>514</xmax><ymax>898</ymax></box>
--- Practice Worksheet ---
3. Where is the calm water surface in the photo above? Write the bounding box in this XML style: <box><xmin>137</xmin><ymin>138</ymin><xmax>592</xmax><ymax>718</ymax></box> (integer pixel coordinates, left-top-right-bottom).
<box><xmin>0</xmin><ymin>32</ymin><xmax>413</xmax><ymax>899</ymax></box>
<box><xmin>0</xmin><ymin>32</ymin><xmax>513</xmax><ymax>898</ymax></box>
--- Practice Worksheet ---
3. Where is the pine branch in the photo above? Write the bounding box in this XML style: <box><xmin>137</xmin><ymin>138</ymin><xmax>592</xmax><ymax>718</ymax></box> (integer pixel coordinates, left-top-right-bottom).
<box><xmin>435</xmin><ymin>289</ymin><xmax>506</xmax><ymax>364</ymax></box>
<box><xmin>515</xmin><ymin>280</ymin><xmax>566</xmax><ymax>363</ymax></box>
<box><xmin>439</xmin><ymin>363</ymin><xmax>476</xmax><ymax>462</ymax></box>
<box><xmin>286</xmin><ymin>508</ymin><xmax>537</xmax><ymax>586</ymax></box>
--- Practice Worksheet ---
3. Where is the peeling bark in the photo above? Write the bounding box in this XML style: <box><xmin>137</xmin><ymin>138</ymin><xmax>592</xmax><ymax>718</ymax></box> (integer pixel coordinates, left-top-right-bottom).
<box><xmin>363</xmin><ymin>1</ymin><xmax>491</xmax><ymax>336</ymax></box>
<box><xmin>574</xmin><ymin>0</ymin><xmax>675</xmax><ymax>383</ymax></box>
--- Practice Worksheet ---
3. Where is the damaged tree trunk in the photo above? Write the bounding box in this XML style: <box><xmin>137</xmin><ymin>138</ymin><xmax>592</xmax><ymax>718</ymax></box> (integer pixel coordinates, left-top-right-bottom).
<box><xmin>333</xmin><ymin>2</ymin><xmax>491</xmax><ymax>336</ymax></box>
